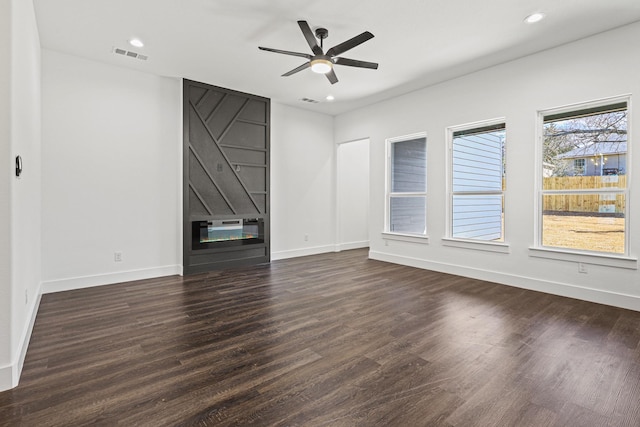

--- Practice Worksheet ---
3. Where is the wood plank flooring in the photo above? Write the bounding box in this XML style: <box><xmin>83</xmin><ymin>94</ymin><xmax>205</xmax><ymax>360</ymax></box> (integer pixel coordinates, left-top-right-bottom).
<box><xmin>2</xmin><ymin>248</ymin><xmax>640</xmax><ymax>426</ymax></box>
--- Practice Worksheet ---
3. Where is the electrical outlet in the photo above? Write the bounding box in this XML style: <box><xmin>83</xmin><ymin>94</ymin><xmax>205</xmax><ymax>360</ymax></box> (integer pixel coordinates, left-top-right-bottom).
<box><xmin>114</xmin><ymin>251</ymin><xmax>123</xmax><ymax>262</ymax></box>
<box><xmin>578</xmin><ymin>262</ymin><xmax>587</xmax><ymax>274</ymax></box>
<box><xmin>304</xmin><ymin>234</ymin><xmax>309</xmax><ymax>241</ymax></box>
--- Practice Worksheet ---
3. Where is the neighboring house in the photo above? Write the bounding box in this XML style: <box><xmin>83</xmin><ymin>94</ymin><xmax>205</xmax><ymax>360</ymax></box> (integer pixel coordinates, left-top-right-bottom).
<box><xmin>556</xmin><ymin>136</ymin><xmax>627</xmax><ymax>176</ymax></box>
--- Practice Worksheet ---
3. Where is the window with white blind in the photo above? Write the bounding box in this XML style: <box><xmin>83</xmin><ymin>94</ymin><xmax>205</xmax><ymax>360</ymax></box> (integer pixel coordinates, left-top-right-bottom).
<box><xmin>385</xmin><ymin>134</ymin><xmax>427</xmax><ymax>237</ymax></box>
<box><xmin>447</xmin><ymin>121</ymin><xmax>506</xmax><ymax>243</ymax></box>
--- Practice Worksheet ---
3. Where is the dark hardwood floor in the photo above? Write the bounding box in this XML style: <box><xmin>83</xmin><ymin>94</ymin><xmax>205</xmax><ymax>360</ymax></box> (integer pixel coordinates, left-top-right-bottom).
<box><xmin>1</xmin><ymin>249</ymin><xmax>640</xmax><ymax>426</ymax></box>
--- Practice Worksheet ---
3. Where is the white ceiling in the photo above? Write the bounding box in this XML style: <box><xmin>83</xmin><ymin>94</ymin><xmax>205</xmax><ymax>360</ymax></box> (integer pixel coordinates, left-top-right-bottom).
<box><xmin>33</xmin><ymin>0</ymin><xmax>640</xmax><ymax>115</ymax></box>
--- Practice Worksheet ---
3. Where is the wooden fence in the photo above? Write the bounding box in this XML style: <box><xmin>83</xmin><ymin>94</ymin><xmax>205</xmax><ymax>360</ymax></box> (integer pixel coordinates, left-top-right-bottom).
<box><xmin>542</xmin><ymin>176</ymin><xmax>626</xmax><ymax>214</ymax></box>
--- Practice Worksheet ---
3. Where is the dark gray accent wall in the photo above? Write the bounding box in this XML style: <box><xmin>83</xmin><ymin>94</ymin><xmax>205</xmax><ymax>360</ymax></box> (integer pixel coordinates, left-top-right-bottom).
<box><xmin>183</xmin><ymin>79</ymin><xmax>270</xmax><ymax>274</ymax></box>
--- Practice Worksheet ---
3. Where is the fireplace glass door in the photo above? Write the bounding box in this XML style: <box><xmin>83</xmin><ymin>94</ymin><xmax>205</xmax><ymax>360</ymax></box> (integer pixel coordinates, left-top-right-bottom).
<box><xmin>192</xmin><ymin>218</ymin><xmax>264</xmax><ymax>250</ymax></box>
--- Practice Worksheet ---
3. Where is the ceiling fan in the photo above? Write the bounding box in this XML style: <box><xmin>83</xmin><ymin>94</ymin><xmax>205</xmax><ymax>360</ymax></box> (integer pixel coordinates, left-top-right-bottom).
<box><xmin>258</xmin><ymin>20</ymin><xmax>378</xmax><ymax>85</ymax></box>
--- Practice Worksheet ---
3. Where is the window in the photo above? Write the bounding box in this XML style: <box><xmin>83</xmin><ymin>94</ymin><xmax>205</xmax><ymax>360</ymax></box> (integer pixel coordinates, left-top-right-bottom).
<box><xmin>448</xmin><ymin>121</ymin><xmax>505</xmax><ymax>242</ymax></box>
<box><xmin>386</xmin><ymin>134</ymin><xmax>427</xmax><ymax>236</ymax></box>
<box><xmin>539</xmin><ymin>99</ymin><xmax>629</xmax><ymax>256</ymax></box>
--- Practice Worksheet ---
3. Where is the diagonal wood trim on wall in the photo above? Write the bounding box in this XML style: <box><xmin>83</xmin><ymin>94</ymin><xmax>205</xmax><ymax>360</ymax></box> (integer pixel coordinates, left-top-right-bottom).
<box><xmin>183</xmin><ymin>79</ymin><xmax>270</xmax><ymax>274</ymax></box>
<box><xmin>188</xmin><ymin>98</ymin><xmax>263</xmax><ymax>214</ymax></box>
<box><xmin>188</xmin><ymin>146</ymin><xmax>237</xmax><ymax>214</ymax></box>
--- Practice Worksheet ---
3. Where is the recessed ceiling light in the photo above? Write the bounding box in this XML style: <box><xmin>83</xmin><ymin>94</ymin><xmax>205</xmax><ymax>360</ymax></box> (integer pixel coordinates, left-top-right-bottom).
<box><xmin>326</xmin><ymin>95</ymin><xmax>335</xmax><ymax>101</ymax></box>
<box><xmin>129</xmin><ymin>38</ymin><xmax>144</xmax><ymax>48</ymax></box>
<box><xmin>524</xmin><ymin>12</ymin><xmax>545</xmax><ymax>24</ymax></box>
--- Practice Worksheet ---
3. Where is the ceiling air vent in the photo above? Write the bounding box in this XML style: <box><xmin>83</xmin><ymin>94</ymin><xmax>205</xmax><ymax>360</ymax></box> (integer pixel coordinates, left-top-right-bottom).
<box><xmin>113</xmin><ymin>47</ymin><xmax>148</xmax><ymax>61</ymax></box>
<box><xmin>300</xmin><ymin>97</ymin><xmax>319</xmax><ymax>104</ymax></box>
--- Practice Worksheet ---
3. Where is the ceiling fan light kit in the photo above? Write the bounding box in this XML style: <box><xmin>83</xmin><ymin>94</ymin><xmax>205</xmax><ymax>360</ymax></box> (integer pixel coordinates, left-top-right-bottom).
<box><xmin>259</xmin><ymin>20</ymin><xmax>378</xmax><ymax>84</ymax></box>
<box><xmin>310</xmin><ymin>57</ymin><xmax>332</xmax><ymax>74</ymax></box>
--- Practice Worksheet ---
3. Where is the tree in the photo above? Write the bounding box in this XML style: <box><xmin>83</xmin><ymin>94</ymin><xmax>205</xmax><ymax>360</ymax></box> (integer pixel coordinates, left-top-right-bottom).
<box><xmin>543</xmin><ymin>110</ymin><xmax>627</xmax><ymax>177</ymax></box>
<box><xmin>543</xmin><ymin>122</ymin><xmax>572</xmax><ymax>176</ymax></box>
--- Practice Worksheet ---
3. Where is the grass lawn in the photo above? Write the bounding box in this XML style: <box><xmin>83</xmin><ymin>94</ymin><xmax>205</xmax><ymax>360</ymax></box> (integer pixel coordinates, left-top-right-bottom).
<box><xmin>542</xmin><ymin>214</ymin><xmax>625</xmax><ymax>254</ymax></box>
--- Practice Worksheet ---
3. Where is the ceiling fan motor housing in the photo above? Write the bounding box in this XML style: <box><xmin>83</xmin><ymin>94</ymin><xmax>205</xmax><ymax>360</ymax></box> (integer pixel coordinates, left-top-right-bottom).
<box><xmin>315</xmin><ymin>27</ymin><xmax>329</xmax><ymax>40</ymax></box>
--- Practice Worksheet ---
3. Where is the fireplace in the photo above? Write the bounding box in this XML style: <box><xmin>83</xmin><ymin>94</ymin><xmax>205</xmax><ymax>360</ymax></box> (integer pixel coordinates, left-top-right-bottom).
<box><xmin>192</xmin><ymin>218</ymin><xmax>264</xmax><ymax>250</ymax></box>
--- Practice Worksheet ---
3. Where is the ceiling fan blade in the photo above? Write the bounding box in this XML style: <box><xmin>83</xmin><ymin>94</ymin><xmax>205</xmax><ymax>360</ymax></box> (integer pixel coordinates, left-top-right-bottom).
<box><xmin>334</xmin><ymin>57</ymin><xmax>378</xmax><ymax>69</ymax></box>
<box><xmin>326</xmin><ymin>69</ymin><xmax>338</xmax><ymax>85</ymax></box>
<box><xmin>259</xmin><ymin>46</ymin><xmax>312</xmax><ymax>59</ymax></box>
<box><xmin>298</xmin><ymin>20</ymin><xmax>324</xmax><ymax>55</ymax></box>
<box><xmin>326</xmin><ymin>31</ymin><xmax>374</xmax><ymax>57</ymax></box>
<box><xmin>282</xmin><ymin>62</ymin><xmax>310</xmax><ymax>77</ymax></box>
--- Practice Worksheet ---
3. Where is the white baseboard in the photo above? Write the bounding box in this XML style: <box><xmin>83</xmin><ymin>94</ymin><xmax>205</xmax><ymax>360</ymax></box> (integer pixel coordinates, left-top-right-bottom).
<box><xmin>369</xmin><ymin>250</ymin><xmax>640</xmax><ymax>312</ymax></box>
<box><xmin>0</xmin><ymin>363</ymin><xmax>13</xmax><ymax>392</ymax></box>
<box><xmin>0</xmin><ymin>282</ymin><xmax>42</xmax><ymax>392</ymax></box>
<box><xmin>15</xmin><ymin>286</ymin><xmax>42</xmax><ymax>386</ymax></box>
<box><xmin>271</xmin><ymin>245</ymin><xmax>336</xmax><ymax>261</ymax></box>
<box><xmin>41</xmin><ymin>265</ymin><xmax>182</xmax><ymax>294</ymax></box>
<box><xmin>335</xmin><ymin>240</ymin><xmax>369</xmax><ymax>251</ymax></box>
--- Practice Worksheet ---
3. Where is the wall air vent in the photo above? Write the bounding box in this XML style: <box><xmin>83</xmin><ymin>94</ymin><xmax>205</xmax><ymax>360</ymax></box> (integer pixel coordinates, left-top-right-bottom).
<box><xmin>300</xmin><ymin>97</ymin><xmax>319</xmax><ymax>104</ymax></box>
<box><xmin>113</xmin><ymin>47</ymin><xmax>148</xmax><ymax>61</ymax></box>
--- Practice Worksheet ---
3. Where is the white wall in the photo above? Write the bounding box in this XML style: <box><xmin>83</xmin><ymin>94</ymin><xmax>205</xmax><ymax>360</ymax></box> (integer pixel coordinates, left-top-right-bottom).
<box><xmin>0</xmin><ymin>0</ymin><xmax>13</xmax><ymax>389</ymax></box>
<box><xmin>0</xmin><ymin>0</ymin><xmax>42</xmax><ymax>392</ymax></box>
<box><xmin>39</xmin><ymin>51</ymin><xmax>341</xmax><ymax>288</ymax></box>
<box><xmin>335</xmin><ymin>22</ymin><xmax>640</xmax><ymax>311</ymax></box>
<box><xmin>336</xmin><ymin>138</ymin><xmax>369</xmax><ymax>250</ymax></box>
<box><xmin>270</xmin><ymin>103</ymin><xmax>336</xmax><ymax>259</ymax></box>
<box><xmin>41</xmin><ymin>50</ymin><xmax>181</xmax><ymax>292</ymax></box>
<box><xmin>10</xmin><ymin>0</ymin><xmax>42</xmax><ymax>386</ymax></box>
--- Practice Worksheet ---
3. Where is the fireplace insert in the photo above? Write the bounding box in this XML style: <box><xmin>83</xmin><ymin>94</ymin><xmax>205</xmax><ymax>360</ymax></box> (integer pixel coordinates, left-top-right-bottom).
<box><xmin>192</xmin><ymin>218</ymin><xmax>264</xmax><ymax>250</ymax></box>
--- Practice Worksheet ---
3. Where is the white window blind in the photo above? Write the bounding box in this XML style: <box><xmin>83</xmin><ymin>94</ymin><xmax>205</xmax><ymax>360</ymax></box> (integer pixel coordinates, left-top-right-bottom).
<box><xmin>387</xmin><ymin>135</ymin><xmax>427</xmax><ymax>235</ymax></box>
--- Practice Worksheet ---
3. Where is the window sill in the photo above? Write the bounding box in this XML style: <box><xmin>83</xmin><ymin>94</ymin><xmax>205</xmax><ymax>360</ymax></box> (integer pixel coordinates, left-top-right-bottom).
<box><xmin>382</xmin><ymin>232</ymin><xmax>429</xmax><ymax>244</ymax></box>
<box><xmin>442</xmin><ymin>238</ymin><xmax>510</xmax><ymax>253</ymax></box>
<box><xmin>528</xmin><ymin>247</ymin><xmax>638</xmax><ymax>270</ymax></box>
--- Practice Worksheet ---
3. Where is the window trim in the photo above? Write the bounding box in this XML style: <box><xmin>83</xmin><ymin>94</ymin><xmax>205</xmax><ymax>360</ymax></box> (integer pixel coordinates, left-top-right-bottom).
<box><xmin>529</xmin><ymin>247</ymin><xmax>637</xmax><ymax>269</ymax></box>
<box><xmin>382</xmin><ymin>232</ymin><xmax>430</xmax><ymax>244</ymax></box>
<box><xmin>531</xmin><ymin>94</ymin><xmax>635</xmax><ymax>264</ymax></box>
<box><xmin>442</xmin><ymin>237</ymin><xmax>510</xmax><ymax>253</ymax></box>
<box><xmin>384</xmin><ymin>132</ymin><xmax>428</xmax><ymax>238</ymax></box>
<box><xmin>444</xmin><ymin>117</ymin><xmax>508</xmax><ymax>250</ymax></box>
